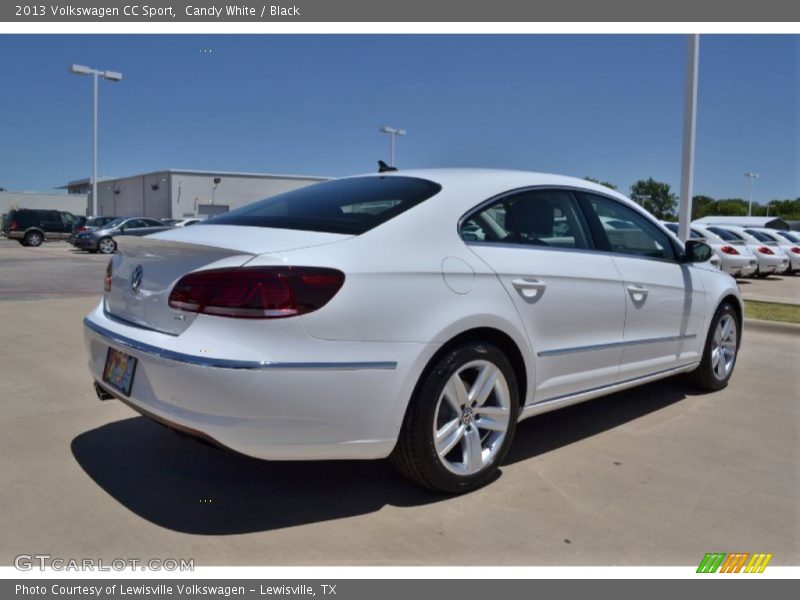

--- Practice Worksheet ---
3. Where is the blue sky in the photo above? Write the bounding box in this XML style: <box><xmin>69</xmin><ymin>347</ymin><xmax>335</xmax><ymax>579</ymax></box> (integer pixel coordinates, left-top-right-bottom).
<box><xmin>0</xmin><ymin>35</ymin><xmax>797</xmax><ymax>201</ymax></box>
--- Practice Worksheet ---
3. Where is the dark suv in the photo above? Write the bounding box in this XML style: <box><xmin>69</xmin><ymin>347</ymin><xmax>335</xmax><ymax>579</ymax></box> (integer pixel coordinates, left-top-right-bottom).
<box><xmin>2</xmin><ymin>209</ymin><xmax>77</xmax><ymax>246</ymax></box>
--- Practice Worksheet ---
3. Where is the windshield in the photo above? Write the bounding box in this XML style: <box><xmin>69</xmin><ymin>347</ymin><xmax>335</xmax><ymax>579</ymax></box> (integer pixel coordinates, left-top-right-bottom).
<box><xmin>207</xmin><ymin>176</ymin><xmax>442</xmax><ymax>235</ymax></box>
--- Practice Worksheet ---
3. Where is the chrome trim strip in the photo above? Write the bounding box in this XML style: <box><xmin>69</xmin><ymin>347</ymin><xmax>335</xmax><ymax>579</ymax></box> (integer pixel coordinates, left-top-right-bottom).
<box><xmin>83</xmin><ymin>318</ymin><xmax>397</xmax><ymax>371</ymax></box>
<box><xmin>537</xmin><ymin>333</ymin><xmax>697</xmax><ymax>358</ymax></box>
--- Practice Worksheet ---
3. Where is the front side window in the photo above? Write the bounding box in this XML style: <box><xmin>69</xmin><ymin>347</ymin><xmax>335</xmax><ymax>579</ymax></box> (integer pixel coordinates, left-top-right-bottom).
<box><xmin>585</xmin><ymin>194</ymin><xmax>676</xmax><ymax>261</ymax></box>
<box><xmin>460</xmin><ymin>189</ymin><xmax>592</xmax><ymax>250</ymax></box>
<box><xmin>208</xmin><ymin>176</ymin><xmax>441</xmax><ymax>235</ymax></box>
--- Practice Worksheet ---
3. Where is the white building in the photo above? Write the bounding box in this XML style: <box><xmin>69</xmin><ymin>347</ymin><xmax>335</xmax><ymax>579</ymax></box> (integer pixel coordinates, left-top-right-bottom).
<box><xmin>62</xmin><ymin>169</ymin><xmax>328</xmax><ymax>219</ymax></box>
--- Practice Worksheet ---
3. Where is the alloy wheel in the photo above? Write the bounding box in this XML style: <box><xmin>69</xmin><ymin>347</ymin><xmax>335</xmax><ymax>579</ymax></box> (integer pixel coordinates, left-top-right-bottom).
<box><xmin>711</xmin><ymin>314</ymin><xmax>737</xmax><ymax>380</ymax></box>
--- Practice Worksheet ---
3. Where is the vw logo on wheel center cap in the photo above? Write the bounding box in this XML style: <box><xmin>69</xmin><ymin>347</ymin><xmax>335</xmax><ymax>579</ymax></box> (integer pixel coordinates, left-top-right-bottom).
<box><xmin>130</xmin><ymin>264</ymin><xmax>144</xmax><ymax>293</ymax></box>
<box><xmin>461</xmin><ymin>406</ymin><xmax>474</xmax><ymax>426</ymax></box>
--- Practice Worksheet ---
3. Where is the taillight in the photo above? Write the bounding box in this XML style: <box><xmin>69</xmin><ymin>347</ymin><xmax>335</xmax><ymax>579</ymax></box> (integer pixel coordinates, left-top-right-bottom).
<box><xmin>168</xmin><ymin>267</ymin><xmax>345</xmax><ymax>319</ymax></box>
<box><xmin>78</xmin><ymin>226</ymin><xmax>87</xmax><ymax>232</ymax></box>
<box><xmin>720</xmin><ymin>246</ymin><xmax>739</xmax><ymax>255</ymax></box>
<box><xmin>791</xmin><ymin>247</ymin><xmax>800</xmax><ymax>255</ymax></box>
<box><xmin>9</xmin><ymin>220</ymin><xmax>17</xmax><ymax>231</ymax></box>
<box><xmin>104</xmin><ymin>260</ymin><xmax>113</xmax><ymax>292</ymax></box>
<box><xmin>758</xmin><ymin>246</ymin><xmax>774</xmax><ymax>255</ymax></box>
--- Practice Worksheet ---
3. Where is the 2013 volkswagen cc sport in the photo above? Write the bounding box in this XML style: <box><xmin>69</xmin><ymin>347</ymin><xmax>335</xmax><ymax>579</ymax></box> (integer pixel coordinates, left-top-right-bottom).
<box><xmin>84</xmin><ymin>169</ymin><xmax>743</xmax><ymax>493</ymax></box>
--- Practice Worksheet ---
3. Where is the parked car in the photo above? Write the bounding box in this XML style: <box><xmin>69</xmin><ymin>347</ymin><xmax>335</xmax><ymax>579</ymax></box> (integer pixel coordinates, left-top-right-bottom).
<box><xmin>743</xmin><ymin>227</ymin><xmax>800</xmax><ymax>274</ymax></box>
<box><xmin>69</xmin><ymin>216</ymin><xmax>118</xmax><ymax>245</ymax></box>
<box><xmin>2</xmin><ymin>208</ymin><xmax>76</xmax><ymax>246</ymax></box>
<box><xmin>705</xmin><ymin>225</ymin><xmax>790</xmax><ymax>277</ymax></box>
<box><xmin>173</xmin><ymin>218</ymin><xmax>205</xmax><ymax>227</ymax></box>
<box><xmin>74</xmin><ymin>216</ymin><xmax>172</xmax><ymax>254</ymax></box>
<box><xmin>84</xmin><ymin>170</ymin><xmax>743</xmax><ymax>493</ymax></box>
<box><xmin>663</xmin><ymin>222</ymin><xmax>755</xmax><ymax>277</ymax></box>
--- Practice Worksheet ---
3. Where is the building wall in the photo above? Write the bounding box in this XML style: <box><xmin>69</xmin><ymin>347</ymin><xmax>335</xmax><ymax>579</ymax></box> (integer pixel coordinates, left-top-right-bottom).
<box><xmin>96</xmin><ymin>174</ymin><xmax>171</xmax><ymax>218</ymax></box>
<box><xmin>0</xmin><ymin>192</ymin><xmax>88</xmax><ymax>217</ymax></box>
<box><xmin>169</xmin><ymin>173</ymin><xmax>323</xmax><ymax>218</ymax></box>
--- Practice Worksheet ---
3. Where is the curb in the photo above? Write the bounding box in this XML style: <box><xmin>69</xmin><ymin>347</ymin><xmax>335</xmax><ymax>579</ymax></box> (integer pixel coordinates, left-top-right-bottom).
<box><xmin>744</xmin><ymin>318</ymin><xmax>800</xmax><ymax>335</ymax></box>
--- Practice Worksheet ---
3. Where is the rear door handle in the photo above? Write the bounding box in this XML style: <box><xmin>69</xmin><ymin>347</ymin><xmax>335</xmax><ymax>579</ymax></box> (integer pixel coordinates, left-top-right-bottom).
<box><xmin>512</xmin><ymin>278</ymin><xmax>547</xmax><ymax>299</ymax></box>
<box><xmin>626</xmin><ymin>284</ymin><xmax>649</xmax><ymax>302</ymax></box>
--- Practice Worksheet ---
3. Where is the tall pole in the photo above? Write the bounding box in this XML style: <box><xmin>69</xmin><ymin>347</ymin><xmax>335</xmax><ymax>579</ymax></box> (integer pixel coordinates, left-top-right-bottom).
<box><xmin>390</xmin><ymin>133</ymin><xmax>396</xmax><ymax>167</ymax></box>
<box><xmin>678</xmin><ymin>34</ymin><xmax>699</xmax><ymax>243</ymax></box>
<box><xmin>379</xmin><ymin>126</ymin><xmax>406</xmax><ymax>167</ymax></box>
<box><xmin>745</xmin><ymin>172</ymin><xmax>758</xmax><ymax>216</ymax></box>
<box><xmin>92</xmin><ymin>71</ymin><xmax>99</xmax><ymax>216</ymax></box>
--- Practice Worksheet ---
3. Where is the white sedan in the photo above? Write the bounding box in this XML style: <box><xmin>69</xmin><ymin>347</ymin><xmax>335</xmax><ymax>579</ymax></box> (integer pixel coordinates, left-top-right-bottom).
<box><xmin>84</xmin><ymin>169</ymin><xmax>743</xmax><ymax>493</ymax></box>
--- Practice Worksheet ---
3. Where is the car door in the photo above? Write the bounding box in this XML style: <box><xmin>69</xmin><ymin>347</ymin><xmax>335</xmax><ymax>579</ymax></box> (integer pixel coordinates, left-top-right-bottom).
<box><xmin>462</xmin><ymin>188</ymin><xmax>626</xmax><ymax>402</ymax></box>
<box><xmin>581</xmin><ymin>193</ymin><xmax>706</xmax><ymax>380</ymax></box>
<box><xmin>57</xmin><ymin>212</ymin><xmax>76</xmax><ymax>240</ymax></box>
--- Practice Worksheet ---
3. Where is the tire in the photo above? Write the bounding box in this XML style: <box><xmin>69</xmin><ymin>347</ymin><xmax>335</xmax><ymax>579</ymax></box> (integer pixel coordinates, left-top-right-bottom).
<box><xmin>17</xmin><ymin>239</ymin><xmax>27</xmax><ymax>246</ymax></box>
<box><xmin>97</xmin><ymin>237</ymin><xmax>116</xmax><ymax>254</ymax></box>
<box><xmin>686</xmin><ymin>302</ymin><xmax>740</xmax><ymax>391</ymax></box>
<box><xmin>24</xmin><ymin>231</ymin><xmax>43</xmax><ymax>247</ymax></box>
<box><xmin>391</xmin><ymin>342</ymin><xmax>519</xmax><ymax>493</ymax></box>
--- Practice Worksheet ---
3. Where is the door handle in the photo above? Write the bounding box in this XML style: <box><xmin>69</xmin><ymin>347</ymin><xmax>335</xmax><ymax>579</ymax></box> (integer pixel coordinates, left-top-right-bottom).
<box><xmin>512</xmin><ymin>278</ymin><xmax>547</xmax><ymax>299</ymax></box>
<box><xmin>626</xmin><ymin>284</ymin><xmax>649</xmax><ymax>303</ymax></box>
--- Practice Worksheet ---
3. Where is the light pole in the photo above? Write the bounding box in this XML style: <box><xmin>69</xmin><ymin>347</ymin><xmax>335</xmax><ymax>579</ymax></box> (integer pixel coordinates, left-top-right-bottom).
<box><xmin>70</xmin><ymin>64</ymin><xmax>123</xmax><ymax>216</ymax></box>
<box><xmin>379</xmin><ymin>126</ymin><xmax>406</xmax><ymax>167</ymax></box>
<box><xmin>678</xmin><ymin>34</ymin><xmax>699</xmax><ymax>242</ymax></box>
<box><xmin>744</xmin><ymin>172</ymin><xmax>759</xmax><ymax>216</ymax></box>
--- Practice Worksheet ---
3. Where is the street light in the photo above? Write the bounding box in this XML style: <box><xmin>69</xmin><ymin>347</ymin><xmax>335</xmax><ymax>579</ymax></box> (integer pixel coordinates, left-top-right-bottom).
<box><xmin>70</xmin><ymin>64</ymin><xmax>123</xmax><ymax>216</ymax></box>
<box><xmin>379</xmin><ymin>126</ymin><xmax>406</xmax><ymax>167</ymax></box>
<box><xmin>744</xmin><ymin>172</ymin><xmax>759</xmax><ymax>217</ymax></box>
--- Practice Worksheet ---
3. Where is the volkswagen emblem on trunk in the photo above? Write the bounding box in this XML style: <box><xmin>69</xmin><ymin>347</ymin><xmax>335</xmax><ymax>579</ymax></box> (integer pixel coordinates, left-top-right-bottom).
<box><xmin>130</xmin><ymin>264</ymin><xmax>144</xmax><ymax>293</ymax></box>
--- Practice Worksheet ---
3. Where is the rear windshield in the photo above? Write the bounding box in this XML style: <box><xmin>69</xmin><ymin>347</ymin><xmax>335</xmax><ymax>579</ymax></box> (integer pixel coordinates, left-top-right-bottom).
<box><xmin>207</xmin><ymin>176</ymin><xmax>442</xmax><ymax>235</ymax></box>
<box><xmin>778</xmin><ymin>231</ymin><xmax>800</xmax><ymax>243</ymax></box>
<box><xmin>745</xmin><ymin>229</ymin><xmax>777</xmax><ymax>243</ymax></box>
<box><xmin>707</xmin><ymin>227</ymin><xmax>742</xmax><ymax>242</ymax></box>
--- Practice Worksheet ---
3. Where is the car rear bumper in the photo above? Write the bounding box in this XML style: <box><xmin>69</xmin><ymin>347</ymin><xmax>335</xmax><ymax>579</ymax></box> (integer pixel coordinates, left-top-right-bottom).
<box><xmin>720</xmin><ymin>256</ymin><xmax>757</xmax><ymax>277</ymax></box>
<box><xmin>83</xmin><ymin>302</ymin><xmax>436</xmax><ymax>461</ymax></box>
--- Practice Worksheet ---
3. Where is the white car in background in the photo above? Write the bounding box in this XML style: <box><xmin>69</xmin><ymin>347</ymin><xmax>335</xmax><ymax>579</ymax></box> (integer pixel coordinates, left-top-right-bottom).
<box><xmin>84</xmin><ymin>169</ymin><xmax>743</xmax><ymax>493</ymax></box>
<box><xmin>704</xmin><ymin>225</ymin><xmax>790</xmax><ymax>278</ymax></box>
<box><xmin>661</xmin><ymin>222</ymin><xmax>721</xmax><ymax>271</ymax></box>
<box><xmin>743</xmin><ymin>227</ymin><xmax>800</xmax><ymax>274</ymax></box>
<box><xmin>663</xmin><ymin>222</ymin><xmax>755</xmax><ymax>277</ymax></box>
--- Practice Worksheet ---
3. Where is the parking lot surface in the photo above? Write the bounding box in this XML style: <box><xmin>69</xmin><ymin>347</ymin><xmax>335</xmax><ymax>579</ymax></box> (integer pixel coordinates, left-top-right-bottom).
<box><xmin>1</xmin><ymin>240</ymin><xmax>798</xmax><ymax>566</ymax></box>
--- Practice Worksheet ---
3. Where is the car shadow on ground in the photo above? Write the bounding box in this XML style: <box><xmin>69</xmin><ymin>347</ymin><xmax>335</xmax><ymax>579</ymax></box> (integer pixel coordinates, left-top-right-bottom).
<box><xmin>71</xmin><ymin>377</ymin><xmax>697</xmax><ymax>535</ymax></box>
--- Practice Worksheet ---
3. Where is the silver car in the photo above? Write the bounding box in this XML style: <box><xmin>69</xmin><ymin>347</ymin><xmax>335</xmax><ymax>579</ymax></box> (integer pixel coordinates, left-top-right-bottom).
<box><xmin>74</xmin><ymin>217</ymin><xmax>173</xmax><ymax>254</ymax></box>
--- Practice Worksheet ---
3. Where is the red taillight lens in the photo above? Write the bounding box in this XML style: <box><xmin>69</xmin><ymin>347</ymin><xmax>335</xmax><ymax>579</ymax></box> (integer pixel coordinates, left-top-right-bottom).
<box><xmin>78</xmin><ymin>226</ymin><xmax>87</xmax><ymax>232</ymax></box>
<box><xmin>758</xmin><ymin>246</ymin><xmax>774</xmax><ymax>255</ymax></box>
<box><xmin>720</xmin><ymin>245</ymin><xmax>739</xmax><ymax>255</ymax></box>
<box><xmin>168</xmin><ymin>267</ymin><xmax>345</xmax><ymax>319</ymax></box>
<box><xmin>791</xmin><ymin>247</ymin><xmax>800</xmax><ymax>255</ymax></box>
<box><xmin>104</xmin><ymin>260</ymin><xmax>113</xmax><ymax>292</ymax></box>
<box><xmin>9</xmin><ymin>220</ymin><xmax>18</xmax><ymax>231</ymax></box>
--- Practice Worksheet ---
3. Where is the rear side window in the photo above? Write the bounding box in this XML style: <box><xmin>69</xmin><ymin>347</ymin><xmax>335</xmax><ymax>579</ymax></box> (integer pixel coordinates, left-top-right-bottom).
<box><xmin>461</xmin><ymin>189</ymin><xmax>592</xmax><ymax>250</ymax></box>
<box><xmin>744</xmin><ymin>229</ymin><xmax>777</xmax><ymax>243</ymax></box>
<box><xmin>208</xmin><ymin>176</ymin><xmax>442</xmax><ymax>235</ymax></box>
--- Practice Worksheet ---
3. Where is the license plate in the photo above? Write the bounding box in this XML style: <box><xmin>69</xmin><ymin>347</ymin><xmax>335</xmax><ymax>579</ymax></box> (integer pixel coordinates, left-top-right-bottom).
<box><xmin>102</xmin><ymin>347</ymin><xmax>138</xmax><ymax>396</ymax></box>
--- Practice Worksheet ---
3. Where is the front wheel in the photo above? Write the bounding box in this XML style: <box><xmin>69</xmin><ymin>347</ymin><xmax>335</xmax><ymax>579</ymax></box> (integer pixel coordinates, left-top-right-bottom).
<box><xmin>391</xmin><ymin>342</ymin><xmax>519</xmax><ymax>493</ymax></box>
<box><xmin>687</xmin><ymin>302</ymin><xmax>740</xmax><ymax>391</ymax></box>
<box><xmin>97</xmin><ymin>237</ymin><xmax>116</xmax><ymax>254</ymax></box>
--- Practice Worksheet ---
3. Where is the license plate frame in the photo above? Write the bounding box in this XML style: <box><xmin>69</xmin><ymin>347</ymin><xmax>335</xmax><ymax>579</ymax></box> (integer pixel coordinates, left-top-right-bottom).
<box><xmin>102</xmin><ymin>347</ymin><xmax>138</xmax><ymax>396</ymax></box>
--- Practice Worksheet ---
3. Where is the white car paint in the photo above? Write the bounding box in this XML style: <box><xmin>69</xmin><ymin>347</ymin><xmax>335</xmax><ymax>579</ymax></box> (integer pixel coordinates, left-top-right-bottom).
<box><xmin>744</xmin><ymin>227</ymin><xmax>800</xmax><ymax>274</ymax></box>
<box><xmin>83</xmin><ymin>169</ymin><xmax>743</xmax><ymax>467</ymax></box>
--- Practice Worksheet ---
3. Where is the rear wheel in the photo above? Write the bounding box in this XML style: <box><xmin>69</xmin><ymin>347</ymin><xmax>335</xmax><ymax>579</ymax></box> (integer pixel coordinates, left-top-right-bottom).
<box><xmin>391</xmin><ymin>342</ymin><xmax>519</xmax><ymax>493</ymax></box>
<box><xmin>687</xmin><ymin>302</ymin><xmax>739</xmax><ymax>391</ymax></box>
<box><xmin>97</xmin><ymin>237</ymin><xmax>116</xmax><ymax>254</ymax></box>
<box><xmin>24</xmin><ymin>231</ymin><xmax>43</xmax><ymax>247</ymax></box>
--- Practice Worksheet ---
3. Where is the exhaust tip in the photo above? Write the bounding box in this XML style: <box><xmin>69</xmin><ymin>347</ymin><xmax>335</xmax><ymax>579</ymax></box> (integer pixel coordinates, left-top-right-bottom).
<box><xmin>94</xmin><ymin>382</ymin><xmax>115</xmax><ymax>401</ymax></box>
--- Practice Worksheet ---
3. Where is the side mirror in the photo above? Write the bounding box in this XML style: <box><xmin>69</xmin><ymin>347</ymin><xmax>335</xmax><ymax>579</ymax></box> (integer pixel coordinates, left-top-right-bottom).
<box><xmin>684</xmin><ymin>240</ymin><xmax>713</xmax><ymax>263</ymax></box>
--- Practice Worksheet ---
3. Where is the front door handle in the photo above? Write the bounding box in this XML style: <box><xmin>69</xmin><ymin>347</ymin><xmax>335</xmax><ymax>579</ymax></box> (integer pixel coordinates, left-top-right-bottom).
<box><xmin>512</xmin><ymin>278</ymin><xmax>547</xmax><ymax>299</ymax></box>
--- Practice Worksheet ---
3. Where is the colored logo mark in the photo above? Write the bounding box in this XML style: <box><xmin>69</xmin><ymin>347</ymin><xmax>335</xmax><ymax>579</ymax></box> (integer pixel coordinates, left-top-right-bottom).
<box><xmin>697</xmin><ymin>552</ymin><xmax>773</xmax><ymax>573</ymax></box>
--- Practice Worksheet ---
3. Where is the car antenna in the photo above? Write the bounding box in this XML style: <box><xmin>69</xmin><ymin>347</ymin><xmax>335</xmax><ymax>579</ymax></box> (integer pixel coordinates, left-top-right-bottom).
<box><xmin>378</xmin><ymin>160</ymin><xmax>397</xmax><ymax>173</ymax></box>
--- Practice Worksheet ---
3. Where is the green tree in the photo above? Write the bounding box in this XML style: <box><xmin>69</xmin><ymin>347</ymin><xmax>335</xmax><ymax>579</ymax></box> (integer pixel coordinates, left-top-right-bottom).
<box><xmin>629</xmin><ymin>178</ymin><xmax>677</xmax><ymax>220</ymax></box>
<box><xmin>691</xmin><ymin>194</ymin><xmax>716</xmax><ymax>220</ymax></box>
<box><xmin>584</xmin><ymin>176</ymin><xmax>618</xmax><ymax>190</ymax></box>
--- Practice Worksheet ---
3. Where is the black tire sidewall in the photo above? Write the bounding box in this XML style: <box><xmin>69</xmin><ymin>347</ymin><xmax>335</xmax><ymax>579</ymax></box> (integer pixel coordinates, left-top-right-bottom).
<box><xmin>410</xmin><ymin>342</ymin><xmax>519</xmax><ymax>493</ymax></box>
